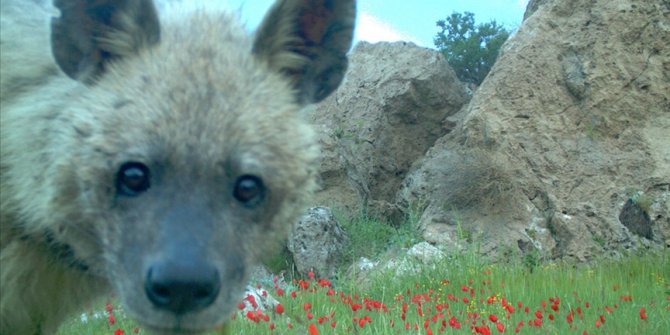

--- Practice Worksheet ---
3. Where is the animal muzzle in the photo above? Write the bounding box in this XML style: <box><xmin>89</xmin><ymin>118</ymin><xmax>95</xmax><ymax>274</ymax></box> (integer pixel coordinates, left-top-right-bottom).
<box><xmin>144</xmin><ymin>259</ymin><xmax>221</xmax><ymax>314</ymax></box>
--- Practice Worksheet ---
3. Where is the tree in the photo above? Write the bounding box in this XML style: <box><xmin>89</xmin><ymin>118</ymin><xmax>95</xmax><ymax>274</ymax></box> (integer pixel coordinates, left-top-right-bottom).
<box><xmin>434</xmin><ymin>12</ymin><xmax>510</xmax><ymax>85</ymax></box>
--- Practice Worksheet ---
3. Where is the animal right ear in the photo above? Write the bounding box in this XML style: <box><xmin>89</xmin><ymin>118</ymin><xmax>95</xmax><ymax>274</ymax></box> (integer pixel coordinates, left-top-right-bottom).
<box><xmin>253</xmin><ymin>0</ymin><xmax>356</xmax><ymax>105</ymax></box>
<box><xmin>51</xmin><ymin>0</ymin><xmax>160</xmax><ymax>83</ymax></box>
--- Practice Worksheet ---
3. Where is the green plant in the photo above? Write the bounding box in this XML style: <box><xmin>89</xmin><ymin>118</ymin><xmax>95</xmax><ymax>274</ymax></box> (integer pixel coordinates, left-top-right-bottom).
<box><xmin>58</xmin><ymin>247</ymin><xmax>670</xmax><ymax>335</ymax></box>
<box><xmin>336</xmin><ymin>212</ymin><xmax>397</xmax><ymax>263</ymax></box>
<box><xmin>434</xmin><ymin>12</ymin><xmax>510</xmax><ymax>85</ymax></box>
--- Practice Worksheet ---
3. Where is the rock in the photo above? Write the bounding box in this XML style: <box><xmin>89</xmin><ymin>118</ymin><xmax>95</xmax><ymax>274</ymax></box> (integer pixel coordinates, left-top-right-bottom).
<box><xmin>287</xmin><ymin>207</ymin><xmax>348</xmax><ymax>278</ymax></box>
<box><xmin>347</xmin><ymin>242</ymin><xmax>448</xmax><ymax>287</ymax></box>
<box><xmin>310</xmin><ymin>41</ymin><xmax>469</xmax><ymax>218</ymax></box>
<box><xmin>400</xmin><ymin>0</ymin><xmax>670</xmax><ymax>261</ymax></box>
<box><xmin>406</xmin><ymin>242</ymin><xmax>446</xmax><ymax>264</ymax></box>
<box><xmin>523</xmin><ymin>0</ymin><xmax>553</xmax><ymax>21</ymax></box>
<box><xmin>238</xmin><ymin>285</ymin><xmax>280</xmax><ymax>314</ymax></box>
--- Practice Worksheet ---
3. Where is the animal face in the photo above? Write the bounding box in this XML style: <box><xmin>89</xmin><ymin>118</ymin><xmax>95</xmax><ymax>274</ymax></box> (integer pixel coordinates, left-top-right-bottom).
<box><xmin>42</xmin><ymin>0</ymin><xmax>355</xmax><ymax>333</ymax></box>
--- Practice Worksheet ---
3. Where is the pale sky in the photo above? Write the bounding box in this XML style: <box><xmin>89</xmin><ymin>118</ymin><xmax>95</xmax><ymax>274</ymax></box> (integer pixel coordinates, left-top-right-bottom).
<box><xmin>217</xmin><ymin>0</ymin><xmax>530</xmax><ymax>48</ymax></box>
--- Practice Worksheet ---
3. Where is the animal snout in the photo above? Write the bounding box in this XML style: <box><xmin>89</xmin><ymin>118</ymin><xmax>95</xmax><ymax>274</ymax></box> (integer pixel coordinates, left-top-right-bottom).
<box><xmin>145</xmin><ymin>260</ymin><xmax>221</xmax><ymax>314</ymax></box>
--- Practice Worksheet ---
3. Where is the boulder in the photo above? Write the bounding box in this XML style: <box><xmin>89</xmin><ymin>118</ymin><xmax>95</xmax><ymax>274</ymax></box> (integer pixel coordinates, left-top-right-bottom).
<box><xmin>287</xmin><ymin>207</ymin><xmax>348</xmax><ymax>278</ymax></box>
<box><xmin>346</xmin><ymin>242</ymin><xmax>448</xmax><ymax>287</ymax></box>
<box><xmin>310</xmin><ymin>41</ymin><xmax>469</xmax><ymax>218</ymax></box>
<box><xmin>400</xmin><ymin>0</ymin><xmax>670</xmax><ymax>261</ymax></box>
<box><xmin>523</xmin><ymin>0</ymin><xmax>553</xmax><ymax>21</ymax></box>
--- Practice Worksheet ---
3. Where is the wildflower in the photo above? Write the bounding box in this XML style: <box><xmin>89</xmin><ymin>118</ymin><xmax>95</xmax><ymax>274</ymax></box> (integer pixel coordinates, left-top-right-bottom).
<box><xmin>489</xmin><ymin>314</ymin><xmax>499</xmax><ymax>323</ymax></box>
<box><xmin>303</xmin><ymin>302</ymin><xmax>312</xmax><ymax>311</ymax></box>
<box><xmin>276</xmin><ymin>288</ymin><xmax>284</xmax><ymax>296</ymax></box>
<box><xmin>269</xmin><ymin>322</ymin><xmax>275</xmax><ymax>330</ymax></box>
<box><xmin>639</xmin><ymin>307</ymin><xmax>647</xmax><ymax>320</ymax></box>
<box><xmin>307</xmin><ymin>311</ymin><xmax>314</xmax><ymax>320</ymax></box>
<box><xmin>299</xmin><ymin>280</ymin><xmax>310</xmax><ymax>290</ymax></box>
<box><xmin>108</xmin><ymin>314</ymin><xmax>116</xmax><ymax>326</ymax></box>
<box><xmin>474</xmin><ymin>325</ymin><xmax>492</xmax><ymax>335</ymax></box>
<box><xmin>535</xmin><ymin>310</ymin><xmax>543</xmax><ymax>319</ymax></box>
<box><xmin>620</xmin><ymin>295</ymin><xmax>632</xmax><ymax>301</ymax></box>
<box><xmin>448</xmin><ymin>316</ymin><xmax>461</xmax><ymax>329</ymax></box>
<box><xmin>496</xmin><ymin>322</ymin><xmax>505</xmax><ymax>333</ymax></box>
<box><xmin>275</xmin><ymin>303</ymin><xmax>284</xmax><ymax>314</ymax></box>
<box><xmin>245</xmin><ymin>311</ymin><xmax>259</xmax><ymax>323</ymax></box>
<box><xmin>308</xmin><ymin>323</ymin><xmax>319</xmax><ymax>335</ymax></box>
<box><xmin>114</xmin><ymin>329</ymin><xmax>124</xmax><ymax>335</ymax></box>
<box><xmin>318</xmin><ymin>278</ymin><xmax>332</xmax><ymax>287</ymax></box>
<box><xmin>505</xmin><ymin>304</ymin><xmax>515</xmax><ymax>313</ymax></box>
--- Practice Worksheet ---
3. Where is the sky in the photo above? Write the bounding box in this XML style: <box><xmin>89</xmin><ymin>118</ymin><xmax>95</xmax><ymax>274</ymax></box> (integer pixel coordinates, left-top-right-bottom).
<box><xmin>216</xmin><ymin>0</ymin><xmax>530</xmax><ymax>49</ymax></box>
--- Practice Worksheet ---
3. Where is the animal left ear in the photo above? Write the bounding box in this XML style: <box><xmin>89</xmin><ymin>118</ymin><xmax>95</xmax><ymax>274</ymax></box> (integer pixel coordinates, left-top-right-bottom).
<box><xmin>253</xmin><ymin>0</ymin><xmax>356</xmax><ymax>105</ymax></box>
<box><xmin>51</xmin><ymin>0</ymin><xmax>160</xmax><ymax>83</ymax></box>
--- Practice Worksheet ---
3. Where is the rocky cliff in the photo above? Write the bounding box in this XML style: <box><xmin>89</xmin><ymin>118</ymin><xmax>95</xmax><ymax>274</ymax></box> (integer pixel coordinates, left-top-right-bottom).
<box><xmin>309</xmin><ymin>0</ymin><xmax>669</xmax><ymax>261</ymax></box>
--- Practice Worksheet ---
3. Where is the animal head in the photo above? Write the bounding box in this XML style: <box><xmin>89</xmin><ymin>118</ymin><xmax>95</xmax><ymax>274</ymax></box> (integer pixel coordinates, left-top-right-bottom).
<box><xmin>47</xmin><ymin>0</ymin><xmax>355</xmax><ymax>333</ymax></box>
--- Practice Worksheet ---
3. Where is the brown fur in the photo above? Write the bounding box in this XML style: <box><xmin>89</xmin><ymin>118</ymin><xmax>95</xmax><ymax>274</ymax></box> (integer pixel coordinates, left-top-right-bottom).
<box><xmin>0</xmin><ymin>0</ymin><xmax>356</xmax><ymax>334</ymax></box>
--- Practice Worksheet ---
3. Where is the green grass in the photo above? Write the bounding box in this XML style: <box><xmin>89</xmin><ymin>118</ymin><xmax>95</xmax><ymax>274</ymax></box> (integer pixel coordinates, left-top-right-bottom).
<box><xmin>57</xmin><ymin>213</ymin><xmax>669</xmax><ymax>335</ymax></box>
<box><xmin>58</xmin><ymin>250</ymin><xmax>669</xmax><ymax>335</ymax></box>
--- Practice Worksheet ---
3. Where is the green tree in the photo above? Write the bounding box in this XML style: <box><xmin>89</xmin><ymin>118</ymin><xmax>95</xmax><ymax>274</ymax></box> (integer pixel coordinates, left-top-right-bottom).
<box><xmin>434</xmin><ymin>12</ymin><xmax>510</xmax><ymax>85</ymax></box>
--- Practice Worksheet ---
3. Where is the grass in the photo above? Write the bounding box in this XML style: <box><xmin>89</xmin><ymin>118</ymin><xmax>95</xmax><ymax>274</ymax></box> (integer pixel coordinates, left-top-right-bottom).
<box><xmin>57</xmin><ymin>215</ymin><xmax>669</xmax><ymax>335</ymax></box>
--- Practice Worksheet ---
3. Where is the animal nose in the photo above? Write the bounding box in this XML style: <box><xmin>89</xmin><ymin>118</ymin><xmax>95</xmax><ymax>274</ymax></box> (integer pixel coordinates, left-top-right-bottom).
<box><xmin>145</xmin><ymin>261</ymin><xmax>221</xmax><ymax>314</ymax></box>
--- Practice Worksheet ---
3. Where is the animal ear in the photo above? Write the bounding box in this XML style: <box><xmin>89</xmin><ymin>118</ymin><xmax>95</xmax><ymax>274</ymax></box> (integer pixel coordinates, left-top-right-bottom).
<box><xmin>253</xmin><ymin>0</ymin><xmax>356</xmax><ymax>104</ymax></box>
<box><xmin>51</xmin><ymin>0</ymin><xmax>160</xmax><ymax>83</ymax></box>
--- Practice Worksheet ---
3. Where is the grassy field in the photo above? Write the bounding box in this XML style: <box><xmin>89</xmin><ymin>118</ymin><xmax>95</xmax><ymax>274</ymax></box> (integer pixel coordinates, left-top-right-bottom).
<box><xmin>57</xmin><ymin>215</ymin><xmax>669</xmax><ymax>335</ymax></box>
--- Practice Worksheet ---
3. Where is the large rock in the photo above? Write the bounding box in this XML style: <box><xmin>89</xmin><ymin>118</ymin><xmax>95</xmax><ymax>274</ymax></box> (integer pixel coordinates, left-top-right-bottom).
<box><xmin>523</xmin><ymin>0</ymin><xmax>553</xmax><ymax>21</ymax></box>
<box><xmin>287</xmin><ymin>207</ymin><xmax>348</xmax><ymax>278</ymax></box>
<box><xmin>310</xmin><ymin>42</ymin><xmax>469</xmax><ymax>219</ymax></box>
<box><xmin>400</xmin><ymin>0</ymin><xmax>669</xmax><ymax>261</ymax></box>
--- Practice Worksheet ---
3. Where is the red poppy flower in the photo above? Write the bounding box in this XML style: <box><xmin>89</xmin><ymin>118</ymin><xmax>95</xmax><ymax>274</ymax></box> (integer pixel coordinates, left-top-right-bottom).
<box><xmin>308</xmin><ymin>323</ymin><xmax>319</xmax><ymax>335</ymax></box>
<box><xmin>496</xmin><ymin>322</ymin><xmax>505</xmax><ymax>333</ymax></box>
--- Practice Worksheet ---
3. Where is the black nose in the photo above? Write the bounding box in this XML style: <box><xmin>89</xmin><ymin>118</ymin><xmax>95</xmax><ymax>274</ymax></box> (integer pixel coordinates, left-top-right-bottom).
<box><xmin>145</xmin><ymin>261</ymin><xmax>221</xmax><ymax>314</ymax></box>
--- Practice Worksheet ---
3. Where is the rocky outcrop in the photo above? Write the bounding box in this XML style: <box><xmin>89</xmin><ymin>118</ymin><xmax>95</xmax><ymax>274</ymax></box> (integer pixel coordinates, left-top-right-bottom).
<box><xmin>400</xmin><ymin>0</ymin><xmax>669</xmax><ymax>261</ymax></box>
<box><xmin>310</xmin><ymin>41</ymin><xmax>469</xmax><ymax>219</ymax></box>
<box><xmin>287</xmin><ymin>207</ymin><xmax>348</xmax><ymax>278</ymax></box>
<box><xmin>523</xmin><ymin>0</ymin><xmax>553</xmax><ymax>21</ymax></box>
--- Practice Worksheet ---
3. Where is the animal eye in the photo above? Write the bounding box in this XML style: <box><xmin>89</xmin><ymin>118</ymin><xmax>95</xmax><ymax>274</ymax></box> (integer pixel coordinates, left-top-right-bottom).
<box><xmin>116</xmin><ymin>162</ymin><xmax>151</xmax><ymax>196</ymax></box>
<box><xmin>233</xmin><ymin>175</ymin><xmax>264</xmax><ymax>206</ymax></box>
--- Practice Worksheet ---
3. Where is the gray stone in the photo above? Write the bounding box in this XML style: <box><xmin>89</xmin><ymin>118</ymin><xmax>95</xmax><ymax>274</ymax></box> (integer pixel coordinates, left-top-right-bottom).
<box><xmin>287</xmin><ymin>207</ymin><xmax>348</xmax><ymax>278</ymax></box>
